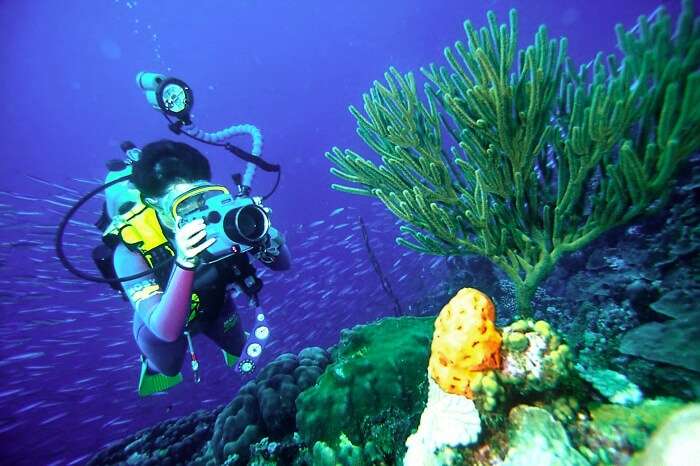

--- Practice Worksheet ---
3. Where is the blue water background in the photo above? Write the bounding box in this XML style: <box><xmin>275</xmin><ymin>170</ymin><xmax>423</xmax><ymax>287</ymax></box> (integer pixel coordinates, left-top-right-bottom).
<box><xmin>0</xmin><ymin>1</ymin><xmax>673</xmax><ymax>464</ymax></box>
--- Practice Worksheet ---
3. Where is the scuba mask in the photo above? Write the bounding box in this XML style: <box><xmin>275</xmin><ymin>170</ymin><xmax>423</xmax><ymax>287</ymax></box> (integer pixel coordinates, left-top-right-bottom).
<box><xmin>167</xmin><ymin>182</ymin><xmax>271</xmax><ymax>258</ymax></box>
<box><xmin>167</xmin><ymin>182</ymin><xmax>228</xmax><ymax>219</ymax></box>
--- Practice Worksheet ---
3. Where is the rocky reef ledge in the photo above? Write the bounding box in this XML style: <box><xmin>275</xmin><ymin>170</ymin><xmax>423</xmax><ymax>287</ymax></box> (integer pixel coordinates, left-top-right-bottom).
<box><xmin>88</xmin><ymin>291</ymin><xmax>697</xmax><ymax>466</ymax></box>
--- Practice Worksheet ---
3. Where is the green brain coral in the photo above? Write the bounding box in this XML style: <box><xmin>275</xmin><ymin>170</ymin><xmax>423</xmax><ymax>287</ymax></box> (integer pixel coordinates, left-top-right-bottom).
<box><xmin>589</xmin><ymin>398</ymin><xmax>686</xmax><ymax>451</ymax></box>
<box><xmin>295</xmin><ymin>317</ymin><xmax>434</xmax><ymax>459</ymax></box>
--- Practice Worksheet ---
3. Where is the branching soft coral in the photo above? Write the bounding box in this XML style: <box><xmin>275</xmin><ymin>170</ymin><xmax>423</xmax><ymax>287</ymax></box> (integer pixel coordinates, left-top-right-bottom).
<box><xmin>326</xmin><ymin>1</ymin><xmax>700</xmax><ymax>316</ymax></box>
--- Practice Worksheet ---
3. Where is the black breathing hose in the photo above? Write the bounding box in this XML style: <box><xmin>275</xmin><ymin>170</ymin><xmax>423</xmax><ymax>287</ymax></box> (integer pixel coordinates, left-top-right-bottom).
<box><xmin>54</xmin><ymin>174</ymin><xmax>169</xmax><ymax>284</ymax></box>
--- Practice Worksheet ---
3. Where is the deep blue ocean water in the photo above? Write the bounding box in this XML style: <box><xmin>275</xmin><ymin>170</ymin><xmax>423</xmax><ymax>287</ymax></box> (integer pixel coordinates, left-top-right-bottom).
<box><xmin>0</xmin><ymin>1</ymin><xmax>679</xmax><ymax>464</ymax></box>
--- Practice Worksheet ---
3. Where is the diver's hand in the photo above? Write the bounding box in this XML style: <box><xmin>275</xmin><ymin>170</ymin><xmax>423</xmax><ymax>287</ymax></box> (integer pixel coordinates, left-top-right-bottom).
<box><xmin>174</xmin><ymin>217</ymin><xmax>216</xmax><ymax>269</ymax></box>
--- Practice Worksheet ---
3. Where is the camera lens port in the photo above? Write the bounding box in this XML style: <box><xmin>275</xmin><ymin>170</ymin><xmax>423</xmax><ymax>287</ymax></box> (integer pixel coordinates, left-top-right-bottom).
<box><xmin>223</xmin><ymin>205</ymin><xmax>269</xmax><ymax>245</ymax></box>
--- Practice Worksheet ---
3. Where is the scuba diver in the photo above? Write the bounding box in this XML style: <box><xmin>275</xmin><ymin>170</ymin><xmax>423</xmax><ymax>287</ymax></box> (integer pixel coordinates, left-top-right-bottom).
<box><xmin>56</xmin><ymin>72</ymin><xmax>288</xmax><ymax>396</ymax></box>
<box><xmin>113</xmin><ymin>140</ymin><xmax>290</xmax><ymax>396</ymax></box>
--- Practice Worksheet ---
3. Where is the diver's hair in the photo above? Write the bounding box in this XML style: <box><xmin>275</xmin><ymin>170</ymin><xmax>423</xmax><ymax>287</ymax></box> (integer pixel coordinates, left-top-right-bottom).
<box><xmin>131</xmin><ymin>139</ymin><xmax>211</xmax><ymax>198</ymax></box>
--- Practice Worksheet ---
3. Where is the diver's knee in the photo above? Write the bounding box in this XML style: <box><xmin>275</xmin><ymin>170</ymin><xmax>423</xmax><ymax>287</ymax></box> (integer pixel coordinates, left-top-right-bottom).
<box><xmin>159</xmin><ymin>364</ymin><xmax>182</xmax><ymax>377</ymax></box>
<box><xmin>148</xmin><ymin>358</ymin><xmax>182</xmax><ymax>377</ymax></box>
<box><xmin>135</xmin><ymin>327</ymin><xmax>185</xmax><ymax>376</ymax></box>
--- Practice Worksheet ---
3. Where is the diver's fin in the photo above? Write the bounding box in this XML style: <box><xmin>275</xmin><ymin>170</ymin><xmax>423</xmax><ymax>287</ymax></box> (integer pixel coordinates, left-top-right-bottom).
<box><xmin>222</xmin><ymin>331</ymin><xmax>248</xmax><ymax>368</ymax></box>
<box><xmin>138</xmin><ymin>357</ymin><xmax>183</xmax><ymax>397</ymax></box>
<box><xmin>222</xmin><ymin>349</ymin><xmax>239</xmax><ymax>368</ymax></box>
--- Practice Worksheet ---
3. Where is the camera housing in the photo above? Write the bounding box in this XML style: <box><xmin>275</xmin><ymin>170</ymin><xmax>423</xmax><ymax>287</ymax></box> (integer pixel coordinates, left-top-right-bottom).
<box><xmin>171</xmin><ymin>185</ymin><xmax>270</xmax><ymax>258</ymax></box>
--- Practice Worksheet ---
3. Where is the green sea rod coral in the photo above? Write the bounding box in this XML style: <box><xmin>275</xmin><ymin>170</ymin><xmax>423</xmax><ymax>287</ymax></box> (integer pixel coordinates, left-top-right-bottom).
<box><xmin>326</xmin><ymin>2</ymin><xmax>700</xmax><ymax>316</ymax></box>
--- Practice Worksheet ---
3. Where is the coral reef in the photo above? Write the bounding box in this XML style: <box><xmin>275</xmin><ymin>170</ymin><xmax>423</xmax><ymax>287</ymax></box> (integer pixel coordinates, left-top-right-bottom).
<box><xmin>310</xmin><ymin>434</ymin><xmax>383</xmax><ymax>466</ymax></box>
<box><xmin>399</xmin><ymin>155</ymin><xmax>700</xmax><ymax>403</ymax></box>
<box><xmin>397</xmin><ymin>288</ymin><xmax>688</xmax><ymax>466</ymax></box>
<box><xmin>246</xmin><ymin>434</ymin><xmax>306</xmax><ymax>466</ymax></box>
<box><xmin>498</xmin><ymin>319</ymin><xmax>573</xmax><ymax>397</ymax></box>
<box><xmin>502</xmin><ymin>405</ymin><xmax>588</xmax><ymax>466</ymax></box>
<box><xmin>577</xmin><ymin>366</ymin><xmax>643</xmax><ymax>406</ymax></box>
<box><xmin>429</xmin><ymin>288</ymin><xmax>502</xmax><ymax>397</ymax></box>
<box><xmin>406</xmin><ymin>288</ymin><xmax>579</xmax><ymax>466</ymax></box>
<box><xmin>326</xmin><ymin>1</ymin><xmax>700</xmax><ymax>316</ymax></box>
<box><xmin>87</xmin><ymin>296</ymin><xmax>694</xmax><ymax>466</ymax></box>
<box><xmin>296</xmin><ymin>316</ymin><xmax>434</xmax><ymax>464</ymax></box>
<box><xmin>573</xmin><ymin>398</ymin><xmax>687</xmax><ymax>464</ymax></box>
<box><xmin>404</xmin><ymin>291</ymin><xmax>500</xmax><ymax>465</ymax></box>
<box><xmin>91</xmin><ymin>104</ymin><xmax>700</xmax><ymax>466</ymax></box>
<box><xmin>193</xmin><ymin>347</ymin><xmax>330</xmax><ymax>466</ymax></box>
<box><xmin>619</xmin><ymin>289</ymin><xmax>700</xmax><ymax>373</ymax></box>
<box><xmin>86</xmin><ymin>408</ymin><xmax>221</xmax><ymax>466</ymax></box>
<box><xmin>86</xmin><ymin>348</ymin><xmax>330</xmax><ymax>466</ymax></box>
<box><xmin>565</xmin><ymin>301</ymin><xmax>639</xmax><ymax>369</ymax></box>
<box><xmin>547</xmin><ymin>154</ymin><xmax>700</xmax><ymax>400</ymax></box>
<box><xmin>632</xmin><ymin>404</ymin><xmax>700</xmax><ymax>466</ymax></box>
<box><xmin>404</xmin><ymin>376</ymin><xmax>482</xmax><ymax>466</ymax></box>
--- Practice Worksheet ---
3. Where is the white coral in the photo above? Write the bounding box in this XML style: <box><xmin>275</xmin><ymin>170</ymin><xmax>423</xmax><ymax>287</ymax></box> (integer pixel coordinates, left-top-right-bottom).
<box><xmin>404</xmin><ymin>375</ymin><xmax>482</xmax><ymax>466</ymax></box>
<box><xmin>501</xmin><ymin>332</ymin><xmax>546</xmax><ymax>379</ymax></box>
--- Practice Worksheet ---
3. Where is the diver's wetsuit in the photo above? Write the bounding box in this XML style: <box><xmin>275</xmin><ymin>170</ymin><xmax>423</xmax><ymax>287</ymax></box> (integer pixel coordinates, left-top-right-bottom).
<box><xmin>114</xmin><ymin>232</ymin><xmax>290</xmax><ymax>376</ymax></box>
<box><xmin>130</xmin><ymin>289</ymin><xmax>244</xmax><ymax>376</ymax></box>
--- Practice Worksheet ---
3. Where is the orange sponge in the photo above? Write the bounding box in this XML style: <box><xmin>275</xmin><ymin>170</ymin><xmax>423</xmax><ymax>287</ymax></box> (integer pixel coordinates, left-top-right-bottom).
<box><xmin>428</xmin><ymin>288</ymin><xmax>502</xmax><ymax>398</ymax></box>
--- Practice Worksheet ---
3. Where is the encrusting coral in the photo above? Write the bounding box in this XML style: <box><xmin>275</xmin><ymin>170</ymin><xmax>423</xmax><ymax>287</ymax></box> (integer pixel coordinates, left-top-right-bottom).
<box><xmin>577</xmin><ymin>366</ymin><xmax>643</xmax><ymax>406</ymax></box>
<box><xmin>86</xmin><ymin>286</ymin><xmax>691</xmax><ymax>466</ymax></box>
<box><xmin>405</xmin><ymin>288</ymin><xmax>580</xmax><ymax>465</ymax></box>
<box><xmin>576</xmin><ymin>398</ymin><xmax>687</xmax><ymax>464</ymax></box>
<box><xmin>326</xmin><ymin>1</ymin><xmax>700</xmax><ymax>316</ymax></box>
<box><xmin>632</xmin><ymin>403</ymin><xmax>700</xmax><ymax>466</ymax></box>
<box><xmin>502</xmin><ymin>405</ymin><xmax>589</xmax><ymax>466</ymax></box>
<box><xmin>498</xmin><ymin>319</ymin><xmax>573</xmax><ymax>396</ymax></box>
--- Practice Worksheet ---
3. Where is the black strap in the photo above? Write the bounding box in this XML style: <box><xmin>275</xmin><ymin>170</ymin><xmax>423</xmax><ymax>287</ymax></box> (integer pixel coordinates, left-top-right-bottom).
<box><xmin>223</xmin><ymin>143</ymin><xmax>280</xmax><ymax>173</ymax></box>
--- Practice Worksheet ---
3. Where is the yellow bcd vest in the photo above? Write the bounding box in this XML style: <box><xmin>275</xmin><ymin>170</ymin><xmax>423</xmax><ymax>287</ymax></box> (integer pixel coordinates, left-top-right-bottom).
<box><xmin>104</xmin><ymin>201</ymin><xmax>200</xmax><ymax>322</ymax></box>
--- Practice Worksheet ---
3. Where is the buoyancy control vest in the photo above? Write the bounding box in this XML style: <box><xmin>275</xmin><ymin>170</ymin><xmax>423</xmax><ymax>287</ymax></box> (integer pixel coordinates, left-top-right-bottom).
<box><xmin>96</xmin><ymin>199</ymin><xmax>263</xmax><ymax>322</ymax></box>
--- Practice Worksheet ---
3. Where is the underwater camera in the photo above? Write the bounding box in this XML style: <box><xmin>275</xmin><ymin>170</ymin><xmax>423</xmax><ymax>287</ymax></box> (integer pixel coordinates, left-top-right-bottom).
<box><xmin>170</xmin><ymin>184</ymin><xmax>271</xmax><ymax>258</ymax></box>
<box><xmin>57</xmin><ymin>70</ymin><xmax>281</xmax><ymax>284</ymax></box>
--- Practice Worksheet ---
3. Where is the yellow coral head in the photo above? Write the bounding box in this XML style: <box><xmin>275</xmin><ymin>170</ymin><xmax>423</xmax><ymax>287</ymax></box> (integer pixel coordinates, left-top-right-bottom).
<box><xmin>428</xmin><ymin>288</ymin><xmax>502</xmax><ymax>398</ymax></box>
